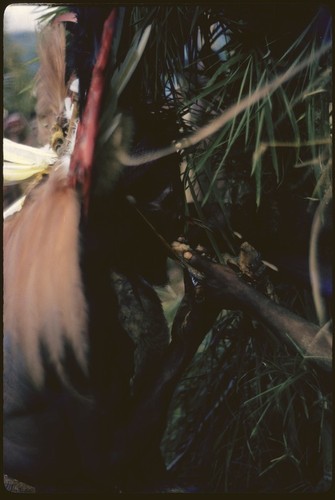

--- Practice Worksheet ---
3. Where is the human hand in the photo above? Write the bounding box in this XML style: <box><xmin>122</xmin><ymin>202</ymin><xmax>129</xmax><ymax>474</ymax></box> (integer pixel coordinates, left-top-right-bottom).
<box><xmin>171</xmin><ymin>240</ymin><xmax>249</xmax><ymax>310</ymax></box>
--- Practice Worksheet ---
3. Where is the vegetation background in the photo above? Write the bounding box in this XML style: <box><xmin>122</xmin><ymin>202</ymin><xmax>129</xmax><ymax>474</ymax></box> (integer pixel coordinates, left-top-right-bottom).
<box><xmin>4</xmin><ymin>30</ymin><xmax>38</xmax><ymax>118</ymax></box>
<box><xmin>3</xmin><ymin>3</ymin><xmax>332</xmax><ymax>493</ymax></box>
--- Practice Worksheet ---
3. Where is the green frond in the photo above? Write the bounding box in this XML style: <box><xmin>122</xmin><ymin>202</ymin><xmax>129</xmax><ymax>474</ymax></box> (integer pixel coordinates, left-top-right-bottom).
<box><xmin>34</xmin><ymin>5</ymin><xmax>70</xmax><ymax>28</ymax></box>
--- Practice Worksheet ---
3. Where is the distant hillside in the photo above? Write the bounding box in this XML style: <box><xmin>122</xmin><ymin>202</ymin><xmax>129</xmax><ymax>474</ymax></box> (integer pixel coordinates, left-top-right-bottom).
<box><xmin>5</xmin><ymin>30</ymin><xmax>39</xmax><ymax>76</ymax></box>
<box><xmin>4</xmin><ymin>30</ymin><xmax>39</xmax><ymax>117</ymax></box>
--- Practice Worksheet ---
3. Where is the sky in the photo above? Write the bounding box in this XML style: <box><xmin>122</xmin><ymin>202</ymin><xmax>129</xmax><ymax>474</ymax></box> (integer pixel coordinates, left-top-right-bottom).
<box><xmin>4</xmin><ymin>4</ymin><xmax>42</xmax><ymax>33</ymax></box>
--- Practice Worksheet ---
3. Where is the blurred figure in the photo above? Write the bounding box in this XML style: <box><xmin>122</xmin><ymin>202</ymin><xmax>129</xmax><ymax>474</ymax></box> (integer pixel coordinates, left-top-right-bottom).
<box><xmin>4</xmin><ymin>111</ymin><xmax>38</xmax><ymax>147</ymax></box>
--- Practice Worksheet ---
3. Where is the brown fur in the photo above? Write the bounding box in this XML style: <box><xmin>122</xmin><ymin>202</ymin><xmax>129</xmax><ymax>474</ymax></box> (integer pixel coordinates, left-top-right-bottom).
<box><xmin>4</xmin><ymin>167</ymin><xmax>88</xmax><ymax>386</ymax></box>
<box><xmin>34</xmin><ymin>23</ymin><xmax>67</xmax><ymax>145</ymax></box>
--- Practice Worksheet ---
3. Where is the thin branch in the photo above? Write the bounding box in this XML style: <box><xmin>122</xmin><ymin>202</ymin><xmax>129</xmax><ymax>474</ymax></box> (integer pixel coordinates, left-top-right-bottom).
<box><xmin>309</xmin><ymin>186</ymin><xmax>332</xmax><ymax>326</ymax></box>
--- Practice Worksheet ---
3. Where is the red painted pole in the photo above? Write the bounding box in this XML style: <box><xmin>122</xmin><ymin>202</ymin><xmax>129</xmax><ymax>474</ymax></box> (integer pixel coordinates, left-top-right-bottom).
<box><xmin>68</xmin><ymin>8</ymin><xmax>117</xmax><ymax>213</ymax></box>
